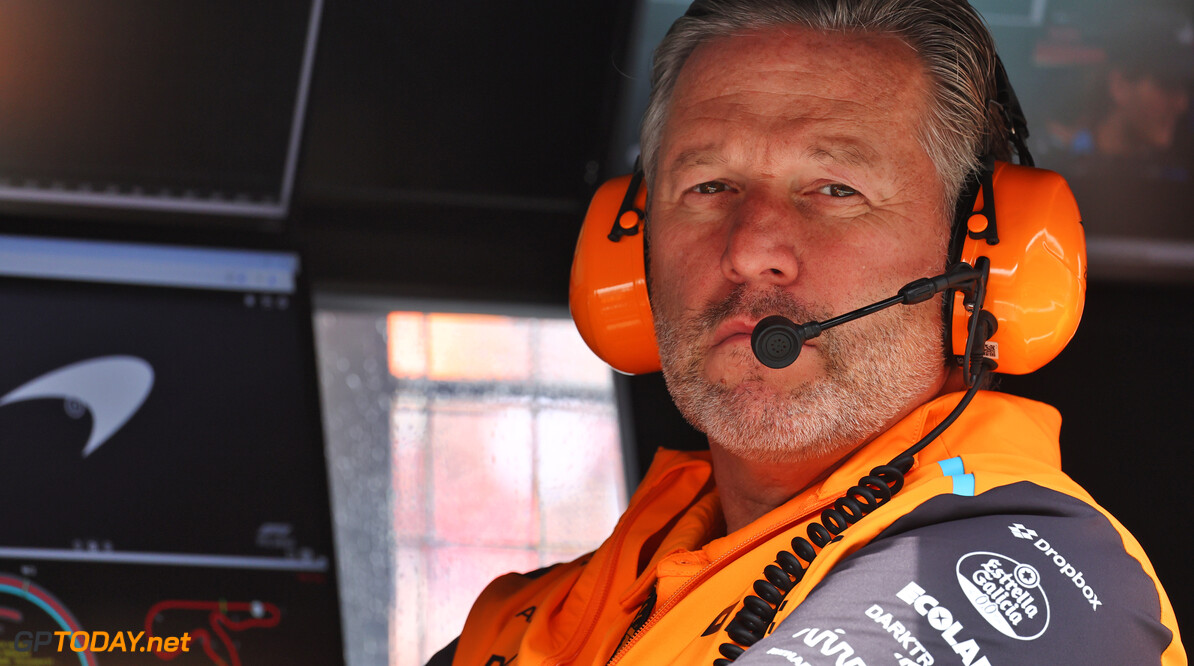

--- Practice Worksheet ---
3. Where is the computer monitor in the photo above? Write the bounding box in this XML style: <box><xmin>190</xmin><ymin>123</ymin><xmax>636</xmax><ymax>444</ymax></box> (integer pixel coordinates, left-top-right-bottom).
<box><xmin>0</xmin><ymin>234</ymin><xmax>344</xmax><ymax>664</ymax></box>
<box><xmin>0</xmin><ymin>1</ymin><xmax>323</xmax><ymax>221</ymax></box>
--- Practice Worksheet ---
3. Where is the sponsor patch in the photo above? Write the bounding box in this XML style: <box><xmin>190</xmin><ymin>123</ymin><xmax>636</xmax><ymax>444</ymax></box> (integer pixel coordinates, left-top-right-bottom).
<box><xmin>1008</xmin><ymin>523</ymin><xmax>1103</xmax><ymax>611</ymax></box>
<box><xmin>897</xmin><ymin>581</ymin><xmax>991</xmax><ymax>666</ymax></box>
<box><xmin>865</xmin><ymin>603</ymin><xmax>933</xmax><ymax>665</ymax></box>
<box><xmin>955</xmin><ymin>552</ymin><xmax>1049</xmax><ymax>640</ymax></box>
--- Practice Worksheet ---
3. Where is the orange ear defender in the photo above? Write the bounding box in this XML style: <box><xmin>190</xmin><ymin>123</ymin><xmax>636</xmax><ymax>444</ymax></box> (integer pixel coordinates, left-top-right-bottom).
<box><xmin>569</xmin><ymin>173</ymin><xmax>660</xmax><ymax>374</ymax></box>
<box><xmin>569</xmin><ymin>161</ymin><xmax>1086</xmax><ymax>376</ymax></box>
<box><xmin>947</xmin><ymin>161</ymin><xmax>1086</xmax><ymax>375</ymax></box>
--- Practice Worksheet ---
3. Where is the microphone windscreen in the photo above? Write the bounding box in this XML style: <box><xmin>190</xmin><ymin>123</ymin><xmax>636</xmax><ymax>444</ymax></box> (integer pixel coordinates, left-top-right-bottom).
<box><xmin>751</xmin><ymin>315</ymin><xmax>803</xmax><ymax>369</ymax></box>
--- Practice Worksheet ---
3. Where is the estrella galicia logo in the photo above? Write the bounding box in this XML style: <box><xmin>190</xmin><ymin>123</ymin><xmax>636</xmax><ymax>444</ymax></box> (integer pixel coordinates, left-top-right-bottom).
<box><xmin>0</xmin><ymin>356</ymin><xmax>154</xmax><ymax>457</ymax></box>
<box><xmin>956</xmin><ymin>552</ymin><xmax>1050</xmax><ymax>641</ymax></box>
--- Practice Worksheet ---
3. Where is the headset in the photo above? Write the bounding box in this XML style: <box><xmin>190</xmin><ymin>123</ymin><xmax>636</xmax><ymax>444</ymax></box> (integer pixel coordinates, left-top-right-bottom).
<box><xmin>569</xmin><ymin>72</ymin><xmax>1086</xmax><ymax>381</ymax></box>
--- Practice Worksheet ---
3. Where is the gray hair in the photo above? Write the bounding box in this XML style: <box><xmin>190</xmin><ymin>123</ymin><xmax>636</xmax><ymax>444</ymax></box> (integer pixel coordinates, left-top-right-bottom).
<box><xmin>640</xmin><ymin>0</ymin><xmax>1011</xmax><ymax>208</ymax></box>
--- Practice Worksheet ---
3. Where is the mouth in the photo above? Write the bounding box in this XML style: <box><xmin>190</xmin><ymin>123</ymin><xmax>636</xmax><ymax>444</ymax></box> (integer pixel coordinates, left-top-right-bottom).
<box><xmin>712</xmin><ymin>318</ymin><xmax>762</xmax><ymax>348</ymax></box>
<box><xmin>711</xmin><ymin>316</ymin><xmax>819</xmax><ymax>357</ymax></box>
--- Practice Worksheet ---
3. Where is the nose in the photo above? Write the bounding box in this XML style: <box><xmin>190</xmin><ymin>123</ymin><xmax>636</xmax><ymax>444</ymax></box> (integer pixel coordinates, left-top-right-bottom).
<box><xmin>720</xmin><ymin>189</ymin><xmax>800</xmax><ymax>287</ymax></box>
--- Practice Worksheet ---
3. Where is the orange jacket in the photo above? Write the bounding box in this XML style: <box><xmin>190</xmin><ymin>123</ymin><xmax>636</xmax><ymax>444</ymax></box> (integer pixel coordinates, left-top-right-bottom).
<box><xmin>450</xmin><ymin>392</ymin><xmax>1185</xmax><ymax>665</ymax></box>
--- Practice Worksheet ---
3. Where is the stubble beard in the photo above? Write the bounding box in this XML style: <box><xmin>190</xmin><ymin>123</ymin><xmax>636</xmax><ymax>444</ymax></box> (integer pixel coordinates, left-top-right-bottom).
<box><xmin>655</xmin><ymin>285</ymin><xmax>945</xmax><ymax>464</ymax></box>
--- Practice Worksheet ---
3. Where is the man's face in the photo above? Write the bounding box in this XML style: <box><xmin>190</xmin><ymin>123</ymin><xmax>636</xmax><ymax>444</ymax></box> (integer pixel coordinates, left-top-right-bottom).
<box><xmin>647</xmin><ymin>26</ymin><xmax>952</xmax><ymax>463</ymax></box>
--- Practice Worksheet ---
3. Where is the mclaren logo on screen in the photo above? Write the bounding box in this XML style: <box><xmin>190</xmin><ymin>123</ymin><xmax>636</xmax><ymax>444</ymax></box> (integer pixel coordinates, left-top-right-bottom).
<box><xmin>0</xmin><ymin>355</ymin><xmax>154</xmax><ymax>456</ymax></box>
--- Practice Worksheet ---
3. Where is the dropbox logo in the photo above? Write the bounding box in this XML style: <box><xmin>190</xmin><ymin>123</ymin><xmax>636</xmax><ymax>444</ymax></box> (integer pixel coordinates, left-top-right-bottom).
<box><xmin>1008</xmin><ymin>523</ymin><xmax>1038</xmax><ymax>541</ymax></box>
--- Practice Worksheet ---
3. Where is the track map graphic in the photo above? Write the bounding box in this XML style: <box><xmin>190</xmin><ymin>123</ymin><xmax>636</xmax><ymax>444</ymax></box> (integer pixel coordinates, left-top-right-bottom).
<box><xmin>146</xmin><ymin>600</ymin><xmax>280</xmax><ymax>666</ymax></box>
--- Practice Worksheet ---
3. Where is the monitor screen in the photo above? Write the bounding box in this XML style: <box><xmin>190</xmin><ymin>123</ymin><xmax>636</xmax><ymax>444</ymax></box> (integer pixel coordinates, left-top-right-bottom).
<box><xmin>973</xmin><ymin>0</ymin><xmax>1194</xmax><ymax>278</ymax></box>
<box><xmin>0</xmin><ymin>1</ymin><xmax>323</xmax><ymax>220</ymax></box>
<box><xmin>0</xmin><ymin>235</ymin><xmax>344</xmax><ymax>664</ymax></box>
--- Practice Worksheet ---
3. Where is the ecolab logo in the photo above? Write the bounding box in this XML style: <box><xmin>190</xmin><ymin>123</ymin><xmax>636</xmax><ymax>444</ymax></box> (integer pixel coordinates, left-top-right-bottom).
<box><xmin>1008</xmin><ymin>523</ymin><xmax>1102</xmax><ymax>611</ymax></box>
<box><xmin>0</xmin><ymin>356</ymin><xmax>154</xmax><ymax>456</ymax></box>
<box><xmin>896</xmin><ymin>581</ymin><xmax>991</xmax><ymax>666</ymax></box>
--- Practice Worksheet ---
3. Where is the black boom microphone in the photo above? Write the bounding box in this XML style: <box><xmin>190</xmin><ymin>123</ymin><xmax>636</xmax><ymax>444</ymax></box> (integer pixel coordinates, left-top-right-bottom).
<box><xmin>750</xmin><ymin>263</ymin><xmax>988</xmax><ymax>369</ymax></box>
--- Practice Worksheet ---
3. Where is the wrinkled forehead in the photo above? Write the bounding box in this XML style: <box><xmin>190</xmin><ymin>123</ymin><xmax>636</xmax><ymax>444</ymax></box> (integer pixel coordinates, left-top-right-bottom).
<box><xmin>666</xmin><ymin>25</ymin><xmax>932</xmax><ymax>142</ymax></box>
<box><xmin>688</xmin><ymin>26</ymin><xmax>923</xmax><ymax>87</ymax></box>
<box><xmin>656</xmin><ymin>26</ymin><xmax>940</xmax><ymax>201</ymax></box>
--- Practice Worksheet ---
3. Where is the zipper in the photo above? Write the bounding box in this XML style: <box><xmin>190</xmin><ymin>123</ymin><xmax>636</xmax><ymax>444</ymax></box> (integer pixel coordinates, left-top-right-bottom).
<box><xmin>606</xmin><ymin>585</ymin><xmax>657</xmax><ymax>664</ymax></box>
<box><xmin>542</xmin><ymin>464</ymin><xmax>701</xmax><ymax>666</ymax></box>
<box><xmin>604</xmin><ymin>494</ymin><xmax>841</xmax><ymax>665</ymax></box>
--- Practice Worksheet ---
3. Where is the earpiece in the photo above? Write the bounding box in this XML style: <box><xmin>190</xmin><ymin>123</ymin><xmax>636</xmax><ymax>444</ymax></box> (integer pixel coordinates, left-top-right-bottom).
<box><xmin>569</xmin><ymin>161</ymin><xmax>1086</xmax><ymax>376</ymax></box>
<box><xmin>569</xmin><ymin>173</ymin><xmax>659</xmax><ymax>375</ymax></box>
<box><xmin>945</xmin><ymin>160</ymin><xmax>1086</xmax><ymax>374</ymax></box>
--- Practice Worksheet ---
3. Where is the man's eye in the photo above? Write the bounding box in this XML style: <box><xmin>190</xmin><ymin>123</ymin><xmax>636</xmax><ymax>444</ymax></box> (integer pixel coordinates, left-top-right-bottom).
<box><xmin>819</xmin><ymin>183</ymin><xmax>858</xmax><ymax>198</ymax></box>
<box><xmin>692</xmin><ymin>182</ymin><xmax>729</xmax><ymax>194</ymax></box>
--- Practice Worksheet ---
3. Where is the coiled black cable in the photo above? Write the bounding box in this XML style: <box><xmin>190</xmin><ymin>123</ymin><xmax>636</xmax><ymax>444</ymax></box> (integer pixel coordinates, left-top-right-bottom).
<box><xmin>712</xmin><ymin>365</ymin><xmax>990</xmax><ymax>665</ymax></box>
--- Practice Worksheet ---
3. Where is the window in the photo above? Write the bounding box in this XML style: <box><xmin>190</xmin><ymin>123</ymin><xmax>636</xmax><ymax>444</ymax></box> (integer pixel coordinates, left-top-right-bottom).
<box><xmin>314</xmin><ymin>303</ymin><xmax>626</xmax><ymax>665</ymax></box>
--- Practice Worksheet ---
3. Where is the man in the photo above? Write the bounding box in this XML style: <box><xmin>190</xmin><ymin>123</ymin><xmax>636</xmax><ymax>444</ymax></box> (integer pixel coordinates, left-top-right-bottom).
<box><xmin>438</xmin><ymin>1</ymin><xmax>1185</xmax><ymax>664</ymax></box>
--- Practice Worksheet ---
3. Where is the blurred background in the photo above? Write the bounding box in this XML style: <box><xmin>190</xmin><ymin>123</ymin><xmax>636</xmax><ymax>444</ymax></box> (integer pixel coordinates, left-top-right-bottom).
<box><xmin>0</xmin><ymin>1</ymin><xmax>1189</xmax><ymax>663</ymax></box>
